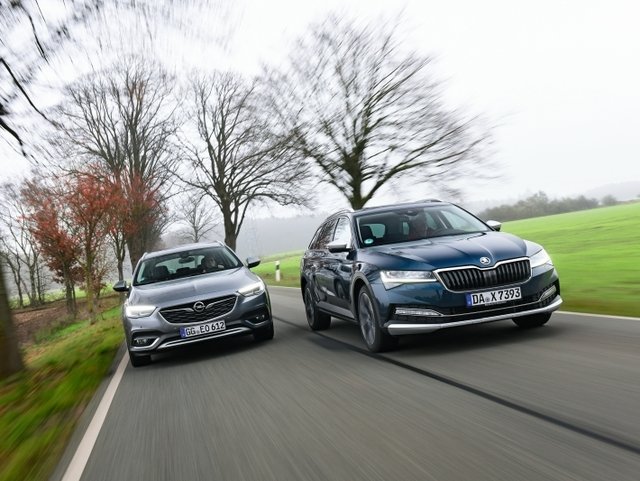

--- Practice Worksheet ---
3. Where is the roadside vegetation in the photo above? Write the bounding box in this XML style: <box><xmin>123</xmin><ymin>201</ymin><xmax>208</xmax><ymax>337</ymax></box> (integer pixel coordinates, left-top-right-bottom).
<box><xmin>254</xmin><ymin>203</ymin><xmax>640</xmax><ymax>318</ymax></box>
<box><xmin>0</xmin><ymin>303</ymin><xmax>123</xmax><ymax>481</ymax></box>
<box><xmin>478</xmin><ymin>190</ymin><xmax>610</xmax><ymax>222</ymax></box>
<box><xmin>503</xmin><ymin>202</ymin><xmax>639</xmax><ymax>317</ymax></box>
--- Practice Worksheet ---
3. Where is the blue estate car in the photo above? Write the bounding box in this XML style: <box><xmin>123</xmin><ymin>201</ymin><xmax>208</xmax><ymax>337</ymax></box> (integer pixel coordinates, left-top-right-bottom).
<box><xmin>300</xmin><ymin>200</ymin><xmax>562</xmax><ymax>352</ymax></box>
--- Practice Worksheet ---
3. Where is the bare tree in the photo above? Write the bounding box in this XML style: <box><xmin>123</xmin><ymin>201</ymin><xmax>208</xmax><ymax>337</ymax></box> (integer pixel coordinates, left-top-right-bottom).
<box><xmin>0</xmin><ymin>0</ymin><xmax>229</xmax><ymax>379</ymax></box>
<box><xmin>55</xmin><ymin>58</ymin><xmax>177</xmax><ymax>268</ymax></box>
<box><xmin>1</xmin><ymin>0</ymin><xmax>229</xmax><ymax>153</ymax></box>
<box><xmin>174</xmin><ymin>191</ymin><xmax>219</xmax><ymax>243</ymax></box>
<box><xmin>182</xmin><ymin>72</ymin><xmax>309</xmax><ymax>250</ymax></box>
<box><xmin>265</xmin><ymin>15</ymin><xmax>491</xmax><ymax>209</ymax></box>
<box><xmin>0</xmin><ymin>182</ymin><xmax>48</xmax><ymax>308</ymax></box>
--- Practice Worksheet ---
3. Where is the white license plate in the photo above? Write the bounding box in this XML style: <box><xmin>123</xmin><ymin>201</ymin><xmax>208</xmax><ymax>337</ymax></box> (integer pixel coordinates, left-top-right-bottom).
<box><xmin>466</xmin><ymin>287</ymin><xmax>521</xmax><ymax>307</ymax></box>
<box><xmin>180</xmin><ymin>320</ymin><xmax>226</xmax><ymax>338</ymax></box>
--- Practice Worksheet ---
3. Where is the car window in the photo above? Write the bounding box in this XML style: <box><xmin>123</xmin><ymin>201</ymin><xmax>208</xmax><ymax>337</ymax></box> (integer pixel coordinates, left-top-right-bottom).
<box><xmin>309</xmin><ymin>219</ymin><xmax>337</xmax><ymax>250</ymax></box>
<box><xmin>133</xmin><ymin>246</ymin><xmax>242</xmax><ymax>286</ymax></box>
<box><xmin>332</xmin><ymin>217</ymin><xmax>352</xmax><ymax>245</ymax></box>
<box><xmin>355</xmin><ymin>205</ymin><xmax>489</xmax><ymax>246</ymax></box>
<box><xmin>440</xmin><ymin>210</ymin><xmax>476</xmax><ymax>230</ymax></box>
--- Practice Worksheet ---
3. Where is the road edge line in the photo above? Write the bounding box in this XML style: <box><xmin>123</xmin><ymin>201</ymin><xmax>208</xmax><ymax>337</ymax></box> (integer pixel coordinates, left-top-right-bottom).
<box><xmin>556</xmin><ymin>310</ymin><xmax>640</xmax><ymax>321</ymax></box>
<box><xmin>60</xmin><ymin>350</ymin><xmax>129</xmax><ymax>481</ymax></box>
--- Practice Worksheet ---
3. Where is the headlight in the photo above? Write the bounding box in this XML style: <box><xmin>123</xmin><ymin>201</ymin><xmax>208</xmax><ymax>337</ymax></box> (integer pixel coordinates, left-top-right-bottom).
<box><xmin>380</xmin><ymin>270</ymin><xmax>437</xmax><ymax>289</ymax></box>
<box><xmin>529</xmin><ymin>248</ymin><xmax>553</xmax><ymax>268</ymax></box>
<box><xmin>238</xmin><ymin>280</ymin><xmax>265</xmax><ymax>297</ymax></box>
<box><xmin>125</xmin><ymin>304</ymin><xmax>156</xmax><ymax>318</ymax></box>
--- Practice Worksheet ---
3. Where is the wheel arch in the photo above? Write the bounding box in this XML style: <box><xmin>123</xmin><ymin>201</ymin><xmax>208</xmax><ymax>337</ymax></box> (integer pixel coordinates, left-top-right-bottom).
<box><xmin>350</xmin><ymin>274</ymin><xmax>371</xmax><ymax>318</ymax></box>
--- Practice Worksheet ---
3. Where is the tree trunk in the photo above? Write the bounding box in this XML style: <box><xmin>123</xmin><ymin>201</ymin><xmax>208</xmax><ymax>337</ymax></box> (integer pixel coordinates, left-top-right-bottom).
<box><xmin>15</xmin><ymin>272</ymin><xmax>24</xmax><ymax>309</ymax></box>
<box><xmin>63</xmin><ymin>265</ymin><xmax>77</xmax><ymax>319</ymax></box>
<box><xmin>117</xmin><ymin>258</ymin><xmax>124</xmax><ymax>281</ymax></box>
<box><xmin>222</xmin><ymin>207</ymin><xmax>237</xmax><ymax>250</ymax></box>
<box><xmin>28</xmin><ymin>263</ymin><xmax>40</xmax><ymax>307</ymax></box>
<box><xmin>0</xmin><ymin>266</ymin><xmax>24</xmax><ymax>378</ymax></box>
<box><xmin>36</xmin><ymin>262</ymin><xmax>46</xmax><ymax>305</ymax></box>
<box><xmin>126</xmin><ymin>233</ymin><xmax>147</xmax><ymax>272</ymax></box>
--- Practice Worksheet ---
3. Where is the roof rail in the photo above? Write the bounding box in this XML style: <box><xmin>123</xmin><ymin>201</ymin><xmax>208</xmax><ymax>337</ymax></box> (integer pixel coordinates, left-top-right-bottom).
<box><xmin>358</xmin><ymin>199</ymin><xmax>443</xmax><ymax>211</ymax></box>
<box><xmin>329</xmin><ymin>208</ymin><xmax>353</xmax><ymax>217</ymax></box>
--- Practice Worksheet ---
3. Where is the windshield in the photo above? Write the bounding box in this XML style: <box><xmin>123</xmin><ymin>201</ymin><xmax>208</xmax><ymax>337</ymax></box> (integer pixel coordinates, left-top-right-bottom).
<box><xmin>355</xmin><ymin>204</ymin><xmax>490</xmax><ymax>247</ymax></box>
<box><xmin>133</xmin><ymin>246</ymin><xmax>243</xmax><ymax>286</ymax></box>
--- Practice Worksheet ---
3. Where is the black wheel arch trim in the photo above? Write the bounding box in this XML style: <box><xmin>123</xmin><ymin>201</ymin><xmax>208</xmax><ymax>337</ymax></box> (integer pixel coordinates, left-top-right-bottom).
<box><xmin>349</xmin><ymin>272</ymin><xmax>374</xmax><ymax>316</ymax></box>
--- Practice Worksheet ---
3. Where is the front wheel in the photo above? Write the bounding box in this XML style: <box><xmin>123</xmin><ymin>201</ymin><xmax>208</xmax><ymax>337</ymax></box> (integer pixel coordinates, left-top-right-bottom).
<box><xmin>304</xmin><ymin>285</ymin><xmax>331</xmax><ymax>330</ymax></box>
<box><xmin>513</xmin><ymin>313</ymin><xmax>551</xmax><ymax>328</ymax></box>
<box><xmin>357</xmin><ymin>288</ymin><xmax>398</xmax><ymax>353</ymax></box>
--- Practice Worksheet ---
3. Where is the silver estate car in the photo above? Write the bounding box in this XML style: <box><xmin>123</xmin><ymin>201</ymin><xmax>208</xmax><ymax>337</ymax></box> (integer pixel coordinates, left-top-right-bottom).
<box><xmin>113</xmin><ymin>242</ymin><xmax>273</xmax><ymax>367</ymax></box>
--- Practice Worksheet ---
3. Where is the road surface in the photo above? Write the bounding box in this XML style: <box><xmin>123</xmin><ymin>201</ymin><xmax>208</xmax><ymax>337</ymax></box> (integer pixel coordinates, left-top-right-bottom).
<box><xmin>54</xmin><ymin>286</ymin><xmax>640</xmax><ymax>481</ymax></box>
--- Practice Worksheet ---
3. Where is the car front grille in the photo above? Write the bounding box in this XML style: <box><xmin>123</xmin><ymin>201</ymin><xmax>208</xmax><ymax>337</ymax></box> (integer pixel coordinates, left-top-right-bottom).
<box><xmin>159</xmin><ymin>295</ymin><xmax>237</xmax><ymax>324</ymax></box>
<box><xmin>436</xmin><ymin>259</ymin><xmax>531</xmax><ymax>292</ymax></box>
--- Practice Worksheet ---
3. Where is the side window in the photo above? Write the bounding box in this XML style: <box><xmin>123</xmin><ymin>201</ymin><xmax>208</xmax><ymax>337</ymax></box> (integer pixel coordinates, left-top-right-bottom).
<box><xmin>332</xmin><ymin>217</ymin><xmax>352</xmax><ymax>245</ymax></box>
<box><xmin>309</xmin><ymin>219</ymin><xmax>337</xmax><ymax>250</ymax></box>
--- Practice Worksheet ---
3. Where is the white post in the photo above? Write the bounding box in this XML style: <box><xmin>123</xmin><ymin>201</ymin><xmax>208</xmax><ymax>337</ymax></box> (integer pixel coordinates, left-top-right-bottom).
<box><xmin>275</xmin><ymin>260</ymin><xmax>281</xmax><ymax>282</ymax></box>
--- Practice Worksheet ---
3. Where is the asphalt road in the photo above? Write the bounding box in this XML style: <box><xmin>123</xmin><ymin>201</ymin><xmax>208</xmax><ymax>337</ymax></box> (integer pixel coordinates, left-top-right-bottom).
<box><xmin>59</xmin><ymin>286</ymin><xmax>640</xmax><ymax>481</ymax></box>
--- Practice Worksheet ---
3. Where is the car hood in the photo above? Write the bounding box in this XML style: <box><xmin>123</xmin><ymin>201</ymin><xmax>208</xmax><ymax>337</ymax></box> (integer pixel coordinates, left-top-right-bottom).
<box><xmin>361</xmin><ymin>232</ymin><xmax>538</xmax><ymax>270</ymax></box>
<box><xmin>129</xmin><ymin>267</ymin><xmax>259</xmax><ymax>307</ymax></box>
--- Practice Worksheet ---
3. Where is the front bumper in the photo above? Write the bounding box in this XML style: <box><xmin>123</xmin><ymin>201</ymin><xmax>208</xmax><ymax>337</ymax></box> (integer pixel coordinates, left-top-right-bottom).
<box><xmin>124</xmin><ymin>293</ymin><xmax>271</xmax><ymax>354</ymax></box>
<box><xmin>384</xmin><ymin>295</ymin><xmax>562</xmax><ymax>334</ymax></box>
<box><xmin>369</xmin><ymin>264</ymin><xmax>561</xmax><ymax>336</ymax></box>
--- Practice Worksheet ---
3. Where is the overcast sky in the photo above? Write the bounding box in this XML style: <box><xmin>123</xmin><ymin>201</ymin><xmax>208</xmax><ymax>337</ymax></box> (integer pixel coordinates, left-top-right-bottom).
<box><xmin>1</xmin><ymin>0</ymin><xmax>638</xmax><ymax>208</ymax></box>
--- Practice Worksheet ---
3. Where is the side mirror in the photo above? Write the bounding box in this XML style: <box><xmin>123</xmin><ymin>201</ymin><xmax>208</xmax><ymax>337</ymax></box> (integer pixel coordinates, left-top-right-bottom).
<box><xmin>113</xmin><ymin>280</ymin><xmax>130</xmax><ymax>292</ymax></box>
<box><xmin>246</xmin><ymin>256</ymin><xmax>261</xmax><ymax>269</ymax></box>
<box><xmin>487</xmin><ymin>220</ymin><xmax>502</xmax><ymax>232</ymax></box>
<box><xmin>327</xmin><ymin>240</ymin><xmax>351</xmax><ymax>253</ymax></box>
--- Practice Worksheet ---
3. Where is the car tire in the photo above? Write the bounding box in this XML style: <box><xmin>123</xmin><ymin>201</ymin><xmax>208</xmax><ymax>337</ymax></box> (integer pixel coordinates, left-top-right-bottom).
<box><xmin>513</xmin><ymin>313</ymin><xmax>552</xmax><ymax>328</ymax></box>
<box><xmin>304</xmin><ymin>285</ymin><xmax>331</xmax><ymax>330</ymax></box>
<box><xmin>253</xmin><ymin>322</ymin><xmax>275</xmax><ymax>341</ymax></box>
<box><xmin>129</xmin><ymin>351</ymin><xmax>151</xmax><ymax>367</ymax></box>
<box><xmin>357</xmin><ymin>288</ymin><xmax>398</xmax><ymax>353</ymax></box>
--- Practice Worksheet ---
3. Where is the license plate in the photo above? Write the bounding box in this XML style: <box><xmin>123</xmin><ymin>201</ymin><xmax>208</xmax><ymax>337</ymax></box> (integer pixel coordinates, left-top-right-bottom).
<box><xmin>466</xmin><ymin>287</ymin><xmax>521</xmax><ymax>307</ymax></box>
<box><xmin>180</xmin><ymin>320</ymin><xmax>226</xmax><ymax>338</ymax></box>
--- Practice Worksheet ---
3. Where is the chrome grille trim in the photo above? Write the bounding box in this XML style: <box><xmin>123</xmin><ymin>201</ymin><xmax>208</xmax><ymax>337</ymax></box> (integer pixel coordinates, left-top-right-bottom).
<box><xmin>159</xmin><ymin>295</ymin><xmax>237</xmax><ymax>324</ymax></box>
<box><xmin>435</xmin><ymin>257</ymin><xmax>531</xmax><ymax>292</ymax></box>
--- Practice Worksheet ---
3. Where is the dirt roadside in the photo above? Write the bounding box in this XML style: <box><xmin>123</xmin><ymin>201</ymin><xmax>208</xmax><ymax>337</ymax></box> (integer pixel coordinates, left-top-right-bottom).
<box><xmin>12</xmin><ymin>295</ymin><xmax>122</xmax><ymax>346</ymax></box>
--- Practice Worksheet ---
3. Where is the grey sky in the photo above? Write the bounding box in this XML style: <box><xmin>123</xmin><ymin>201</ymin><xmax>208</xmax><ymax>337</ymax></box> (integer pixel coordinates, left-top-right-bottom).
<box><xmin>1</xmin><ymin>0</ymin><xmax>638</xmax><ymax>207</ymax></box>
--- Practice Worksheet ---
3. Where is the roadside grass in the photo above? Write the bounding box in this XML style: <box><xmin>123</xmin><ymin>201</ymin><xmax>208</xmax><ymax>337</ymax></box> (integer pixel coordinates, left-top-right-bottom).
<box><xmin>503</xmin><ymin>202</ymin><xmax>640</xmax><ymax>317</ymax></box>
<box><xmin>252</xmin><ymin>256</ymin><xmax>301</xmax><ymax>288</ymax></box>
<box><xmin>259</xmin><ymin>250</ymin><xmax>304</xmax><ymax>263</ymax></box>
<box><xmin>253</xmin><ymin>203</ymin><xmax>639</xmax><ymax>318</ymax></box>
<box><xmin>0</xmin><ymin>307</ymin><xmax>124</xmax><ymax>481</ymax></box>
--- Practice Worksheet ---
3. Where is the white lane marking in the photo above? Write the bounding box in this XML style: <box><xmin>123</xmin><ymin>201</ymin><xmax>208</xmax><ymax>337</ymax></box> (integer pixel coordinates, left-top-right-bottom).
<box><xmin>268</xmin><ymin>285</ymin><xmax>298</xmax><ymax>290</ymax></box>
<box><xmin>62</xmin><ymin>351</ymin><xmax>129</xmax><ymax>481</ymax></box>
<box><xmin>556</xmin><ymin>310</ymin><xmax>640</xmax><ymax>321</ymax></box>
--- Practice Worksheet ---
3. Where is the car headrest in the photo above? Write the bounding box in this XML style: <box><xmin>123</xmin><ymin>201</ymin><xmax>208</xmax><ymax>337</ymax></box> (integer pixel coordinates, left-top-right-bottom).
<box><xmin>360</xmin><ymin>225</ymin><xmax>374</xmax><ymax>243</ymax></box>
<box><xmin>154</xmin><ymin>265</ymin><xmax>170</xmax><ymax>279</ymax></box>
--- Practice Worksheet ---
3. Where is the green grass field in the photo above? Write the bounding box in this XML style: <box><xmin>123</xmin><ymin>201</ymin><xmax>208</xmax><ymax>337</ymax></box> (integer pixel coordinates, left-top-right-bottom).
<box><xmin>253</xmin><ymin>203</ymin><xmax>640</xmax><ymax>318</ymax></box>
<box><xmin>253</xmin><ymin>255</ymin><xmax>302</xmax><ymax>288</ymax></box>
<box><xmin>503</xmin><ymin>203</ymin><xmax>639</xmax><ymax>317</ymax></box>
<box><xmin>0</xmin><ymin>307</ymin><xmax>124</xmax><ymax>481</ymax></box>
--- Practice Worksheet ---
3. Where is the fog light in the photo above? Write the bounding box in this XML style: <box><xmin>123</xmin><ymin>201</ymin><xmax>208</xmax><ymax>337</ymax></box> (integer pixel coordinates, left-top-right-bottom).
<box><xmin>133</xmin><ymin>337</ymin><xmax>155</xmax><ymax>347</ymax></box>
<box><xmin>540</xmin><ymin>285</ymin><xmax>557</xmax><ymax>301</ymax></box>
<box><xmin>395</xmin><ymin>308</ymin><xmax>442</xmax><ymax>317</ymax></box>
